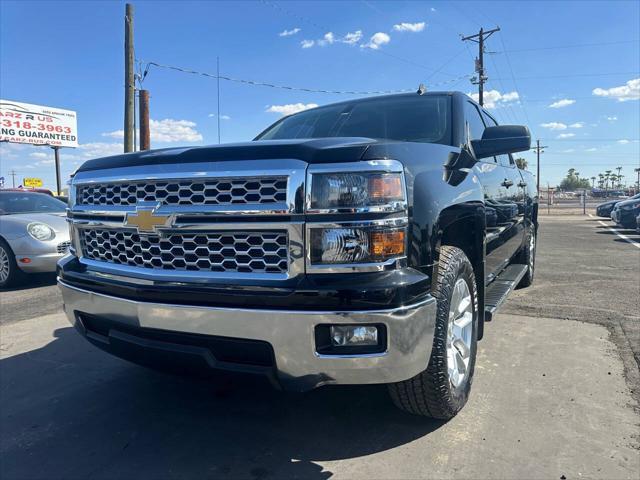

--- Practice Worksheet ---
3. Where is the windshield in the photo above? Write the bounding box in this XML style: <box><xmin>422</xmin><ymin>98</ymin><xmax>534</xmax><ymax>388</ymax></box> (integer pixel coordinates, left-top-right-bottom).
<box><xmin>0</xmin><ymin>192</ymin><xmax>67</xmax><ymax>215</ymax></box>
<box><xmin>256</xmin><ymin>95</ymin><xmax>451</xmax><ymax>144</ymax></box>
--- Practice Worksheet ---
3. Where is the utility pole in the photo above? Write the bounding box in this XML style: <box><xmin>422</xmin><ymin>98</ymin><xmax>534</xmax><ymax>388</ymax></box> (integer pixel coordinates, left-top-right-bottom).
<box><xmin>531</xmin><ymin>140</ymin><xmax>547</xmax><ymax>196</ymax></box>
<box><xmin>139</xmin><ymin>89</ymin><xmax>150</xmax><ymax>150</ymax></box>
<box><xmin>52</xmin><ymin>146</ymin><xmax>62</xmax><ymax>194</ymax></box>
<box><xmin>9</xmin><ymin>169</ymin><xmax>17</xmax><ymax>188</ymax></box>
<box><xmin>461</xmin><ymin>26</ymin><xmax>500</xmax><ymax>106</ymax></box>
<box><xmin>124</xmin><ymin>3</ymin><xmax>135</xmax><ymax>152</ymax></box>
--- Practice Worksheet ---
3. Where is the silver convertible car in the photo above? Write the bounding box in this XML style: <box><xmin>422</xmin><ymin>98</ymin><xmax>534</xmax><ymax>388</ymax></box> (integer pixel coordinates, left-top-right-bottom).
<box><xmin>0</xmin><ymin>191</ymin><xmax>70</xmax><ymax>287</ymax></box>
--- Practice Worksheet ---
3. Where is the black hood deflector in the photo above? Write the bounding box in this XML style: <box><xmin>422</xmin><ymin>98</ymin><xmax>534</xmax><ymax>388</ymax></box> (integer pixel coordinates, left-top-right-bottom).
<box><xmin>75</xmin><ymin>138</ymin><xmax>383</xmax><ymax>173</ymax></box>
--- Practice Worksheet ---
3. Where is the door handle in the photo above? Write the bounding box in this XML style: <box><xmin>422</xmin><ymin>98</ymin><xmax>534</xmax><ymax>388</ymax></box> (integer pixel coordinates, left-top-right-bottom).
<box><xmin>501</xmin><ymin>179</ymin><xmax>514</xmax><ymax>188</ymax></box>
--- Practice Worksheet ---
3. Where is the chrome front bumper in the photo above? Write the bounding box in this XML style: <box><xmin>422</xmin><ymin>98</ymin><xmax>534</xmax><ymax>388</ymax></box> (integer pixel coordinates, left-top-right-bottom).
<box><xmin>58</xmin><ymin>280</ymin><xmax>437</xmax><ymax>391</ymax></box>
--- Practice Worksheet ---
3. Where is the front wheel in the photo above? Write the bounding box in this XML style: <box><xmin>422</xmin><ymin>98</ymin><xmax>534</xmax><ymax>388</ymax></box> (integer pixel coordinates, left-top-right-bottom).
<box><xmin>388</xmin><ymin>246</ymin><xmax>478</xmax><ymax>419</ymax></box>
<box><xmin>0</xmin><ymin>239</ymin><xmax>24</xmax><ymax>289</ymax></box>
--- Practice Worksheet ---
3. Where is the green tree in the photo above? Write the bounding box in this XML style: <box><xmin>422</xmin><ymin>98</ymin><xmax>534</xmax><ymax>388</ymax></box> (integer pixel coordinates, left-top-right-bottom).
<box><xmin>559</xmin><ymin>168</ymin><xmax>591</xmax><ymax>191</ymax></box>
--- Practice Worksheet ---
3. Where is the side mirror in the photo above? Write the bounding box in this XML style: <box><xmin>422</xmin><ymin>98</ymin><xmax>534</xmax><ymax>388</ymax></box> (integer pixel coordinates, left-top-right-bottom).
<box><xmin>471</xmin><ymin>125</ymin><xmax>531</xmax><ymax>160</ymax></box>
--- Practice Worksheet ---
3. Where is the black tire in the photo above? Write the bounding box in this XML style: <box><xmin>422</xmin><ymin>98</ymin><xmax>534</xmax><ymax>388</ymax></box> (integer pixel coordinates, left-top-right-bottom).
<box><xmin>388</xmin><ymin>246</ymin><xmax>478</xmax><ymax>419</ymax></box>
<box><xmin>0</xmin><ymin>239</ymin><xmax>25</xmax><ymax>289</ymax></box>
<box><xmin>515</xmin><ymin>224</ymin><xmax>536</xmax><ymax>288</ymax></box>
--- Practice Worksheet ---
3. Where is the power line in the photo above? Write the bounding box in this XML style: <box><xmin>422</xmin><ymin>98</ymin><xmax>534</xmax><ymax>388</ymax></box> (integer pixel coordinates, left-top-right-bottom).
<box><xmin>142</xmin><ymin>60</ymin><xmax>471</xmax><ymax>95</ymax></box>
<box><xmin>497</xmin><ymin>39</ymin><xmax>639</xmax><ymax>53</ymax></box>
<box><xmin>497</xmin><ymin>31</ymin><xmax>533</xmax><ymax>135</ymax></box>
<box><xmin>492</xmin><ymin>71</ymin><xmax>639</xmax><ymax>80</ymax></box>
<box><xmin>539</xmin><ymin>138</ymin><xmax>640</xmax><ymax>142</ymax></box>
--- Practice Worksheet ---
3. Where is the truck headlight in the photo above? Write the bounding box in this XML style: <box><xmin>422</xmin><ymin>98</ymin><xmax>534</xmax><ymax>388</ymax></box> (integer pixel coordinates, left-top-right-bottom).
<box><xmin>309</xmin><ymin>225</ymin><xmax>406</xmax><ymax>265</ymax></box>
<box><xmin>308</xmin><ymin>170</ymin><xmax>406</xmax><ymax>213</ymax></box>
<box><xmin>27</xmin><ymin>222</ymin><xmax>56</xmax><ymax>241</ymax></box>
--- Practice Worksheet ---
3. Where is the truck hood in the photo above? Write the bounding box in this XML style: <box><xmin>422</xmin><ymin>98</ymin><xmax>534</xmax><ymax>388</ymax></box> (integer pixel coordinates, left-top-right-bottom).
<box><xmin>74</xmin><ymin>138</ymin><xmax>384</xmax><ymax>173</ymax></box>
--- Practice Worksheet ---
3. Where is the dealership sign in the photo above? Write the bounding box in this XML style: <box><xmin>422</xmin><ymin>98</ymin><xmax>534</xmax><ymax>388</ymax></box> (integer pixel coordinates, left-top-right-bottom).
<box><xmin>0</xmin><ymin>100</ymin><xmax>78</xmax><ymax>148</ymax></box>
<box><xmin>23</xmin><ymin>177</ymin><xmax>43</xmax><ymax>188</ymax></box>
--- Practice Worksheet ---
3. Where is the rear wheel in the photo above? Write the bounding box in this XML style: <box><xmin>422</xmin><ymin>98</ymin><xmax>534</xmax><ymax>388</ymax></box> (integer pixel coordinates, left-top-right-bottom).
<box><xmin>388</xmin><ymin>246</ymin><xmax>478</xmax><ymax>419</ymax></box>
<box><xmin>0</xmin><ymin>239</ymin><xmax>24</xmax><ymax>289</ymax></box>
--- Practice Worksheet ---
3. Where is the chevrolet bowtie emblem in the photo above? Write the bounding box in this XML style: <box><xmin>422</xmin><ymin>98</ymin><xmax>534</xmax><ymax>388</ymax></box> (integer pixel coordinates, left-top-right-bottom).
<box><xmin>125</xmin><ymin>206</ymin><xmax>172</xmax><ymax>233</ymax></box>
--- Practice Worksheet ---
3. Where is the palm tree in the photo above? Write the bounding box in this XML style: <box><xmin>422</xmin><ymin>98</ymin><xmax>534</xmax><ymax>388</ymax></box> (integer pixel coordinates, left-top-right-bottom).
<box><xmin>604</xmin><ymin>170</ymin><xmax>612</xmax><ymax>190</ymax></box>
<box><xmin>590</xmin><ymin>176</ymin><xmax>596</xmax><ymax>188</ymax></box>
<box><xmin>616</xmin><ymin>166</ymin><xmax>623</xmax><ymax>178</ymax></box>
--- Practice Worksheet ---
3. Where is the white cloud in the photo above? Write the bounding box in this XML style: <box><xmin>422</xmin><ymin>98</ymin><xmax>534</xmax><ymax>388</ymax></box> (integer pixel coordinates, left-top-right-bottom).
<box><xmin>606</xmin><ymin>116</ymin><xmax>618</xmax><ymax>121</ymax></box>
<box><xmin>585</xmin><ymin>147</ymin><xmax>598</xmax><ymax>152</ymax></box>
<box><xmin>150</xmin><ymin>119</ymin><xmax>203</xmax><ymax>142</ymax></box>
<box><xmin>343</xmin><ymin>30</ymin><xmax>363</xmax><ymax>45</ymax></box>
<box><xmin>279</xmin><ymin>28</ymin><xmax>301</xmax><ymax>37</ymax></box>
<box><xmin>208</xmin><ymin>113</ymin><xmax>231</xmax><ymax>120</ymax></box>
<box><xmin>592</xmin><ymin>78</ymin><xmax>640</xmax><ymax>102</ymax></box>
<box><xmin>540</xmin><ymin>122</ymin><xmax>568</xmax><ymax>130</ymax></box>
<box><xmin>393</xmin><ymin>22</ymin><xmax>426</xmax><ymax>33</ymax></box>
<box><xmin>548</xmin><ymin>98</ymin><xmax>575</xmax><ymax>108</ymax></box>
<box><xmin>102</xmin><ymin>118</ymin><xmax>203</xmax><ymax>143</ymax></box>
<box><xmin>301</xmin><ymin>30</ymin><xmax>364</xmax><ymax>48</ymax></box>
<box><xmin>36</xmin><ymin>159</ymin><xmax>55</xmax><ymax>166</ymax></box>
<box><xmin>469</xmin><ymin>90</ymin><xmax>519</xmax><ymax>109</ymax></box>
<box><xmin>29</xmin><ymin>151</ymin><xmax>49</xmax><ymax>159</ymax></box>
<box><xmin>617</xmin><ymin>139</ymin><xmax>630</xmax><ymax>144</ymax></box>
<box><xmin>318</xmin><ymin>32</ymin><xmax>335</xmax><ymax>46</ymax></box>
<box><xmin>266</xmin><ymin>103</ymin><xmax>319</xmax><ymax>116</ymax></box>
<box><xmin>362</xmin><ymin>32</ymin><xmax>391</xmax><ymax>50</ymax></box>
<box><xmin>569</xmin><ymin>122</ymin><xmax>584</xmax><ymax>128</ymax></box>
<box><xmin>430</xmin><ymin>7</ymin><xmax>437</xmax><ymax>12</ymax></box>
<box><xmin>75</xmin><ymin>142</ymin><xmax>124</xmax><ymax>158</ymax></box>
<box><xmin>561</xmin><ymin>149</ymin><xmax>575</xmax><ymax>153</ymax></box>
<box><xmin>557</xmin><ymin>133</ymin><xmax>575</xmax><ymax>139</ymax></box>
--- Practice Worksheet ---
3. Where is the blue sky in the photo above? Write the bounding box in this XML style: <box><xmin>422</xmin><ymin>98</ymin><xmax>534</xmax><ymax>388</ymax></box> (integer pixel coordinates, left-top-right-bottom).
<box><xmin>1</xmin><ymin>0</ymin><xmax>639</xmax><ymax>191</ymax></box>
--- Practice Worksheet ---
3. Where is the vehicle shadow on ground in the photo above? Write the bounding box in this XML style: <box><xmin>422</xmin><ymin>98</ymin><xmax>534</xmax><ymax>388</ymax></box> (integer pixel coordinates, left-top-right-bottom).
<box><xmin>1</xmin><ymin>326</ymin><xmax>444</xmax><ymax>479</ymax></box>
<box><xmin>1</xmin><ymin>272</ymin><xmax>57</xmax><ymax>292</ymax></box>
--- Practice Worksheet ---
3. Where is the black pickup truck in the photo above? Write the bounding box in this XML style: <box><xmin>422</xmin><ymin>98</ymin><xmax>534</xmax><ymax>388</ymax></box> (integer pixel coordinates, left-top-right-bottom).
<box><xmin>58</xmin><ymin>91</ymin><xmax>536</xmax><ymax>419</ymax></box>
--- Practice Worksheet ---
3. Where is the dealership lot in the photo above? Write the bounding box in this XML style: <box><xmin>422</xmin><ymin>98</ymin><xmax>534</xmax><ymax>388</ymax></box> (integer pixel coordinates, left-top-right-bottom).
<box><xmin>1</xmin><ymin>215</ymin><xmax>639</xmax><ymax>479</ymax></box>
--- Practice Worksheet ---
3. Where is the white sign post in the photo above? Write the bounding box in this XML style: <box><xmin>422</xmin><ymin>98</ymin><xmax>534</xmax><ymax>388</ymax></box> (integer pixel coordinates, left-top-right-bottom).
<box><xmin>0</xmin><ymin>100</ymin><xmax>78</xmax><ymax>193</ymax></box>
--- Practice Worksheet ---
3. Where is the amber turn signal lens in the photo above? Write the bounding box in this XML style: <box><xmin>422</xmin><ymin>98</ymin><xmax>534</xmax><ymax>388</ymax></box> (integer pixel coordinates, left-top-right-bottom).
<box><xmin>370</xmin><ymin>230</ymin><xmax>405</xmax><ymax>258</ymax></box>
<box><xmin>368</xmin><ymin>175</ymin><xmax>403</xmax><ymax>201</ymax></box>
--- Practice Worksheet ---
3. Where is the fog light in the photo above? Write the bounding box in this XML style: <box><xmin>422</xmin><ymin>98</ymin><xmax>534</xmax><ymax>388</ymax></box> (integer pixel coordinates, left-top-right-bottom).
<box><xmin>330</xmin><ymin>325</ymin><xmax>378</xmax><ymax>347</ymax></box>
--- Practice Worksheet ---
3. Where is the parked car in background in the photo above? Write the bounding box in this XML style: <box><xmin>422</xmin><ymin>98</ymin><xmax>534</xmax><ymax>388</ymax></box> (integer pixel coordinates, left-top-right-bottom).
<box><xmin>596</xmin><ymin>193</ymin><xmax>640</xmax><ymax>218</ymax></box>
<box><xmin>0</xmin><ymin>191</ymin><xmax>70</xmax><ymax>287</ymax></box>
<box><xmin>611</xmin><ymin>197</ymin><xmax>640</xmax><ymax>229</ymax></box>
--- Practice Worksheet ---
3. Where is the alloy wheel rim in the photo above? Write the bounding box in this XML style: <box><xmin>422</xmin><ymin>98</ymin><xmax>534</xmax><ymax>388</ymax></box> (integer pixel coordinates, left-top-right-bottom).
<box><xmin>446</xmin><ymin>278</ymin><xmax>473</xmax><ymax>389</ymax></box>
<box><xmin>0</xmin><ymin>246</ymin><xmax>9</xmax><ymax>283</ymax></box>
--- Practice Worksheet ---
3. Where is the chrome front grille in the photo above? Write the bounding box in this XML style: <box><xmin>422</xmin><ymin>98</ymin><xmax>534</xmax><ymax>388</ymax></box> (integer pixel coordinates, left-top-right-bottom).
<box><xmin>80</xmin><ymin>229</ymin><xmax>289</xmax><ymax>274</ymax></box>
<box><xmin>76</xmin><ymin>177</ymin><xmax>288</xmax><ymax>206</ymax></box>
<box><xmin>70</xmin><ymin>160</ymin><xmax>306</xmax><ymax>281</ymax></box>
<box><xmin>57</xmin><ymin>241</ymin><xmax>71</xmax><ymax>254</ymax></box>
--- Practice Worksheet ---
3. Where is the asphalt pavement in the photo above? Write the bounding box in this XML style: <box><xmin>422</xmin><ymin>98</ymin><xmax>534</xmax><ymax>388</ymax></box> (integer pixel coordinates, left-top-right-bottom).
<box><xmin>1</xmin><ymin>215</ymin><xmax>639</xmax><ymax>479</ymax></box>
